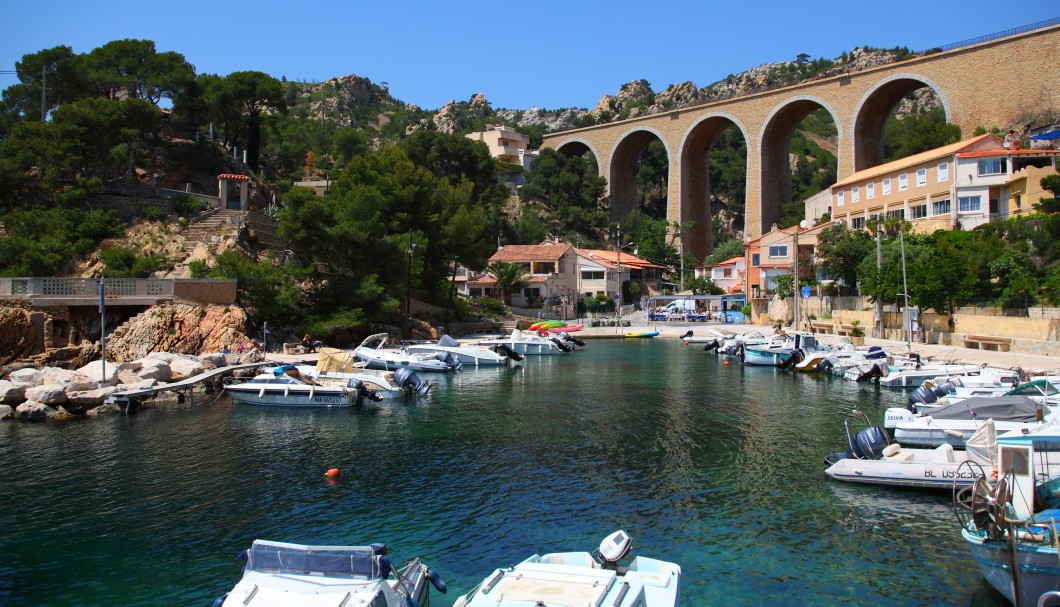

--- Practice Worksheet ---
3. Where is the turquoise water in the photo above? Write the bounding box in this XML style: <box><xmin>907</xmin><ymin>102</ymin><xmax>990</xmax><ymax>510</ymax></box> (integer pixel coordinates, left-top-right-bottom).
<box><xmin>0</xmin><ymin>339</ymin><xmax>1008</xmax><ymax>606</ymax></box>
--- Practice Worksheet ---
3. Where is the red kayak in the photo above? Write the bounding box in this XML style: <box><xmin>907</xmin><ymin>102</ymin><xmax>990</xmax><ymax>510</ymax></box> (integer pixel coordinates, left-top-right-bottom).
<box><xmin>548</xmin><ymin>324</ymin><xmax>584</xmax><ymax>333</ymax></box>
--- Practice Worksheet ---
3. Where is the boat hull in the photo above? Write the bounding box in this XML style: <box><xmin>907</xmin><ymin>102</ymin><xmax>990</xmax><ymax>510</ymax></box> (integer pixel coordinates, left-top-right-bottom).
<box><xmin>477</xmin><ymin>340</ymin><xmax>563</xmax><ymax>355</ymax></box>
<box><xmin>824</xmin><ymin>457</ymin><xmax>979</xmax><ymax>489</ymax></box>
<box><xmin>404</xmin><ymin>345</ymin><xmax>507</xmax><ymax>366</ymax></box>
<box><xmin>963</xmin><ymin>529</ymin><xmax>1060</xmax><ymax>607</ymax></box>
<box><xmin>742</xmin><ymin>347</ymin><xmax>791</xmax><ymax>366</ymax></box>
<box><xmin>225</xmin><ymin>386</ymin><xmax>355</xmax><ymax>408</ymax></box>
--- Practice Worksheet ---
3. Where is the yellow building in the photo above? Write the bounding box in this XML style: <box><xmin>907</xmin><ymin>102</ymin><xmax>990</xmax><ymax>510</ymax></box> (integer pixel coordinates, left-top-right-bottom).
<box><xmin>825</xmin><ymin>134</ymin><xmax>1060</xmax><ymax>233</ymax></box>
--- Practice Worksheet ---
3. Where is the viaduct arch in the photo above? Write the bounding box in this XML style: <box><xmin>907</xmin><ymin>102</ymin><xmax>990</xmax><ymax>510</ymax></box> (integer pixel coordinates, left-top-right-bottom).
<box><xmin>541</xmin><ymin>24</ymin><xmax>1060</xmax><ymax>260</ymax></box>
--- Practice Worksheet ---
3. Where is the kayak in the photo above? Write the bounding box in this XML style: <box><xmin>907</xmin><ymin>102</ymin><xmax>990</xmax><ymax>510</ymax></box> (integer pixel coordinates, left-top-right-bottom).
<box><xmin>527</xmin><ymin>321</ymin><xmax>566</xmax><ymax>331</ymax></box>
<box><xmin>548</xmin><ymin>324</ymin><xmax>583</xmax><ymax>333</ymax></box>
<box><xmin>624</xmin><ymin>331</ymin><xmax>659</xmax><ymax>338</ymax></box>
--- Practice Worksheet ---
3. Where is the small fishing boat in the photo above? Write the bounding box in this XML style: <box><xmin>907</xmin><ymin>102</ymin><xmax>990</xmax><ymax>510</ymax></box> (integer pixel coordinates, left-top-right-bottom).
<box><xmin>625</xmin><ymin>331</ymin><xmax>659</xmax><ymax>338</ymax></box>
<box><xmin>954</xmin><ymin>422</ymin><xmax>1060</xmax><ymax>607</ymax></box>
<box><xmin>211</xmin><ymin>539</ymin><xmax>446</xmax><ymax>607</ymax></box>
<box><xmin>355</xmin><ymin>333</ymin><xmax>462</xmax><ymax>372</ymax></box>
<box><xmin>740</xmin><ymin>331</ymin><xmax>827</xmax><ymax>367</ymax></box>
<box><xmin>451</xmin><ymin>530</ymin><xmax>681</xmax><ymax>607</ymax></box>
<box><xmin>224</xmin><ymin>363</ymin><xmax>431</xmax><ymax>407</ymax></box>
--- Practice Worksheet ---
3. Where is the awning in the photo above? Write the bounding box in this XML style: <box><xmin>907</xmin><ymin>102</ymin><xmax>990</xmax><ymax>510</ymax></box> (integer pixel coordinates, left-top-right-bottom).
<box><xmin>1030</xmin><ymin>131</ymin><xmax>1060</xmax><ymax>140</ymax></box>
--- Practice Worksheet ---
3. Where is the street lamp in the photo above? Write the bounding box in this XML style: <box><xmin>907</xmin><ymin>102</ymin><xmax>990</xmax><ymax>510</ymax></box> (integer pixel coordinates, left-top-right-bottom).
<box><xmin>406</xmin><ymin>240</ymin><xmax>417</xmax><ymax>335</ymax></box>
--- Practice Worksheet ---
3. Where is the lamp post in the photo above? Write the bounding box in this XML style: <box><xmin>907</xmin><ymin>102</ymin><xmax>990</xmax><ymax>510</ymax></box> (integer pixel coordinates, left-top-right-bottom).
<box><xmin>406</xmin><ymin>238</ymin><xmax>417</xmax><ymax>336</ymax></box>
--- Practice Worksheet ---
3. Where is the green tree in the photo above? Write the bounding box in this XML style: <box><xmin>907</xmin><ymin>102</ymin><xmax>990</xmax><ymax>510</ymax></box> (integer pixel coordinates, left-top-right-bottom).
<box><xmin>701</xmin><ymin>239</ymin><xmax>744</xmax><ymax>267</ymax></box>
<box><xmin>83</xmin><ymin>39</ymin><xmax>194</xmax><ymax>105</ymax></box>
<box><xmin>814</xmin><ymin>223</ymin><xmax>872</xmax><ymax>292</ymax></box>
<box><xmin>883</xmin><ymin>108</ymin><xmax>961</xmax><ymax>161</ymax></box>
<box><xmin>205</xmin><ymin>71</ymin><xmax>286</xmax><ymax>171</ymax></box>
<box><xmin>519</xmin><ymin>148</ymin><xmax>608</xmax><ymax>239</ymax></box>
<box><xmin>486</xmin><ymin>261</ymin><xmax>529</xmax><ymax>305</ymax></box>
<box><xmin>773</xmin><ymin>274</ymin><xmax>795</xmax><ymax>300</ymax></box>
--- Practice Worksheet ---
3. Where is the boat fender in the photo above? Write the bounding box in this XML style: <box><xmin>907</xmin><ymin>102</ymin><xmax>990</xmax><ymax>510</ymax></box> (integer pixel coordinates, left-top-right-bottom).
<box><xmin>428</xmin><ymin>569</ymin><xmax>448</xmax><ymax>593</ymax></box>
<box><xmin>377</xmin><ymin>554</ymin><xmax>393</xmax><ymax>579</ymax></box>
<box><xmin>210</xmin><ymin>593</ymin><xmax>229</xmax><ymax>607</ymax></box>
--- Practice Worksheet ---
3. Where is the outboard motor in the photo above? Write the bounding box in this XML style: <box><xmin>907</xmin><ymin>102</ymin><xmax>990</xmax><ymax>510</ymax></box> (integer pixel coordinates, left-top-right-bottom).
<box><xmin>908</xmin><ymin>384</ymin><xmax>938</xmax><ymax>409</ymax></box>
<box><xmin>780</xmin><ymin>349</ymin><xmax>804</xmax><ymax>371</ymax></box>
<box><xmin>883</xmin><ymin>406</ymin><xmax>915</xmax><ymax>432</ymax></box>
<box><xmin>931</xmin><ymin>380</ymin><xmax>956</xmax><ymax>398</ymax></box>
<box><xmin>492</xmin><ymin>343</ymin><xmax>524</xmax><ymax>362</ymax></box>
<box><xmin>434</xmin><ymin>351</ymin><xmax>463</xmax><ymax>372</ymax></box>
<box><xmin>549</xmin><ymin>337</ymin><xmax>575</xmax><ymax>352</ymax></box>
<box><xmin>371</xmin><ymin>544</ymin><xmax>392</xmax><ymax>579</ymax></box>
<box><xmin>737</xmin><ymin>342</ymin><xmax>745</xmax><ymax>363</ymax></box>
<box><xmin>393</xmin><ymin>367</ymin><xmax>431</xmax><ymax>395</ymax></box>
<box><xmin>703</xmin><ymin>339</ymin><xmax>719</xmax><ymax>353</ymax></box>
<box><xmin>347</xmin><ymin>379</ymin><xmax>383</xmax><ymax>403</ymax></box>
<box><xmin>824</xmin><ymin>420</ymin><xmax>890</xmax><ymax>466</ymax></box>
<box><xmin>856</xmin><ymin>363</ymin><xmax>885</xmax><ymax>384</ymax></box>
<box><xmin>559</xmin><ymin>332</ymin><xmax>586</xmax><ymax>347</ymax></box>
<box><xmin>813</xmin><ymin>359</ymin><xmax>833</xmax><ymax>373</ymax></box>
<box><xmin>680</xmin><ymin>330</ymin><xmax>693</xmax><ymax>340</ymax></box>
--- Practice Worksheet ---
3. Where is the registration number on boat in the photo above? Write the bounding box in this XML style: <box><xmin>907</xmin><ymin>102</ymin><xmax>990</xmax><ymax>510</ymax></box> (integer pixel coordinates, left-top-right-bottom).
<box><xmin>313</xmin><ymin>396</ymin><xmax>343</xmax><ymax>404</ymax></box>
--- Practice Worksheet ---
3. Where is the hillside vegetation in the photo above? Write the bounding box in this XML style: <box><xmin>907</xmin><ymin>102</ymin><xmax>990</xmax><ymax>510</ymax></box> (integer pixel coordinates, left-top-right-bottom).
<box><xmin>1</xmin><ymin>38</ymin><xmax>1057</xmax><ymax>343</ymax></box>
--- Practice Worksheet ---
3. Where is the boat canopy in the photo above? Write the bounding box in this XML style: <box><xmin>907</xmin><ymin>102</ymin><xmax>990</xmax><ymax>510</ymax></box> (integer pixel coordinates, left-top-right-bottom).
<box><xmin>928</xmin><ymin>395</ymin><xmax>1043</xmax><ymax>422</ymax></box>
<box><xmin>439</xmin><ymin>335</ymin><xmax>461</xmax><ymax>347</ymax></box>
<box><xmin>964</xmin><ymin>418</ymin><xmax>997</xmax><ymax>466</ymax></box>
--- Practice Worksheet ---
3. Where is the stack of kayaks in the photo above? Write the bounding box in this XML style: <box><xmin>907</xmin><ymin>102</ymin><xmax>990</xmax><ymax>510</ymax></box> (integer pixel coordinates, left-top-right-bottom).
<box><xmin>527</xmin><ymin>321</ymin><xmax>584</xmax><ymax>334</ymax></box>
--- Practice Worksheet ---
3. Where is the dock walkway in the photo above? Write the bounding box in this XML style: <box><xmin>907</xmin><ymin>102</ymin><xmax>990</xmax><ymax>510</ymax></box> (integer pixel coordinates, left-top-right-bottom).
<box><xmin>107</xmin><ymin>361</ymin><xmax>267</xmax><ymax>404</ymax></box>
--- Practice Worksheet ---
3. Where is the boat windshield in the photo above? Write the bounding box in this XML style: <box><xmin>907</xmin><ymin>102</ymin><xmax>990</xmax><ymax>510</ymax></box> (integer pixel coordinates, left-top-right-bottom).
<box><xmin>246</xmin><ymin>543</ymin><xmax>379</xmax><ymax>579</ymax></box>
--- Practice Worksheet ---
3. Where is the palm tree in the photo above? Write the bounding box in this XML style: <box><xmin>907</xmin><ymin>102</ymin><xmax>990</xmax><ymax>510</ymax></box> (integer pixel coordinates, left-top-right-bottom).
<box><xmin>486</xmin><ymin>261</ymin><xmax>530</xmax><ymax>305</ymax></box>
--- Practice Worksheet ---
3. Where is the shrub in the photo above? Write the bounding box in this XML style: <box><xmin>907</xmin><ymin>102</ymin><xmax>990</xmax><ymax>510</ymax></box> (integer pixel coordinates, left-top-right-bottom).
<box><xmin>477</xmin><ymin>297</ymin><xmax>508</xmax><ymax>317</ymax></box>
<box><xmin>172</xmin><ymin>194</ymin><xmax>210</xmax><ymax>216</ymax></box>
<box><xmin>141</xmin><ymin>203</ymin><xmax>166</xmax><ymax>221</ymax></box>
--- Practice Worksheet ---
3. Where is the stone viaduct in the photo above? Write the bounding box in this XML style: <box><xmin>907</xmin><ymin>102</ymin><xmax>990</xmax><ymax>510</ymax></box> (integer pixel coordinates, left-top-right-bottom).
<box><xmin>541</xmin><ymin>23</ymin><xmax>1060</xmax><ymax>260</ymax></box>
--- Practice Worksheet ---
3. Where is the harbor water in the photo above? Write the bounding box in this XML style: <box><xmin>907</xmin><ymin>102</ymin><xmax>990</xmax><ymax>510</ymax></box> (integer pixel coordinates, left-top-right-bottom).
<box><xmin>0</xmin><ymin>339</ymin><xmax>1010</xmax><ymax>606</ymax></box>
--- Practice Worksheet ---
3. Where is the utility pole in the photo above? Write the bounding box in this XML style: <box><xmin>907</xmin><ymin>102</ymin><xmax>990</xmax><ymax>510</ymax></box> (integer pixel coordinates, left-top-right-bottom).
<box><xmin>98</xmin><ymin>277</ymin><xmax>106</xmax><ymax>388</ymax></box>
<box><xmin>615</xmin><ymin>225</ymin><xmax>622</xmax><ymax>307</ymax></box>
<box><xmin>900</xmin><ymin>224</ymin><xmax>911</xmax><ymax>354</ymax></box>
<box><xmin>876</xmin><ymin>223</ymin><xmax>884</xmax><ymax>339</ymax></box>
<box><xmin>793</xmin><ymin>229</ymin><xmax>800</xmax><ymax>331</ymax></box>
<box><xmin>41</xmin><ymin>66</ymin><xmax>46</xmax><ymax>122</ymax></box>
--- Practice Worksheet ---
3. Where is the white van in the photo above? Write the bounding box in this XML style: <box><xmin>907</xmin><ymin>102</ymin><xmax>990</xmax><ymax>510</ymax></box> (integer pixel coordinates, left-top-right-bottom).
<box><xmin>662</xmin><ymin>299</ymin><xmax>697</xmax><ymax>313</ymax></box>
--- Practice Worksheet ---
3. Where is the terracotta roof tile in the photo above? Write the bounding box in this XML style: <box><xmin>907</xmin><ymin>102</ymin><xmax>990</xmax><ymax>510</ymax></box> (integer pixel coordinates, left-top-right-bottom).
<box><xmin>832</xmin><ymin>134</ymin><xmax>1000</xmax><ymax>189</ymax></box>
<box><xmin>489</xmin><ymin>243</ymin><xmax>572</xmax><ymax>262</ymax></box>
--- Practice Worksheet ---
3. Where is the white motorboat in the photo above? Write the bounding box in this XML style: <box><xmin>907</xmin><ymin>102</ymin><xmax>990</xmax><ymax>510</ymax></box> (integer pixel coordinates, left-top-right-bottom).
<box><xmin>476</xmin><ymin>329</ymin><xmax>572</xmax><ymax>355</ymax></box>
<box><xmin>794</xmin><ymin>344</ymin><xmax>889</xmax><ymax>374</ymax></box>
<box><xmin>212</xmin><ymin>540</ymin><xmax>446</xmax><ymax>607</ymax></box>
<box><xmin>824</xmin><ymin>412</ymin><xmax>997</xmax><ymax>490</ymax></box>
<box><xmin>848</xmin><ymin>358</ymin><xmax>982</xmax><ymax>388</ymax></box>
<box><xmin>451</xmin><ymin>530</ymin><xmax>681</xmax><ymax>607</ymax></box>
<box><xmin>954</xmin><ymin>422</ymin><xmax>1060</xmax><ymax>607</ymax></box>
<box><xmin>354</xmin><ymin>333</ymin><xmax>461</xmax><ymax>372</ymax></box>
<box><xmin>885</xmin><ymin>395</ymin><xmax>1050</xmax><ymax>448</ymax></box>
<box><xmin>224</xmin><ymin>363</ymin><xmax>430</xmax><ymax>407</ymax></box>
<box><xmin>404</xmin><ymin>334</ymin><xmax>520</xmax><ymax>367</ymax></box>
<box><xmin>705</xmin><ymin>329</ymin><xmax>774</xmax><ymax>355</ymax></box>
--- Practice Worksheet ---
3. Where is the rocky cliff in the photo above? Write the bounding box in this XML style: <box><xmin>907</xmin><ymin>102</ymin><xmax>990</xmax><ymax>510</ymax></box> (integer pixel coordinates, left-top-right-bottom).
<box><xmin>105</xmin><ymin>303</ymin><xmax>251</xmax><ymax>362</ymax></box>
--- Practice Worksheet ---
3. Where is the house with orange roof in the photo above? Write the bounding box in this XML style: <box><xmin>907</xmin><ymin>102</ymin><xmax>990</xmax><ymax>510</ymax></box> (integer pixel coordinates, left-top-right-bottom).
<box><xmin>744</xmin><ymin>222</ymin><xmax>831</xmax><ymax>317</ymax></box>
<box><xmin>572</xmin><ymin>247</ymin><xmax>667</xmax><ymax>306</ymax></box>
<box><xmin>825</xmin><ymin>133</ymin><xmax>1060</xmax><ymax>233</ymax></box>
<box><xmin>694</xmin><ymin>256</ymin><xmax>745</xmax><ymax>294</ymax></box>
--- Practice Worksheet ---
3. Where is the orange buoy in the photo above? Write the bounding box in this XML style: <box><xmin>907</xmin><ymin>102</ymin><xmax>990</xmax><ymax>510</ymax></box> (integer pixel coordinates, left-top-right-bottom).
<box><xmin>723</xmin><ymin>360</ymin><xmax>730</xmax><ymax>366</ymax></box>
<box><xmin>325</xmin><ymin>468</ymin><xmax>340</xmax><ymax>478</ymax></box>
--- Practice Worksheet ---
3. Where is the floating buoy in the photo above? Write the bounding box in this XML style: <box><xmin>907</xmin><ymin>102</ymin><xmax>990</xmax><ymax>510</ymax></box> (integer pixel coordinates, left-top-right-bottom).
<box><xmin>723</xmin><ymin>360</ymin><xmax>730</xmax><ymax>366</ymax></box>
<box><xmin>325</xmin><ymin>468</ymin><xmax>340</xmax><ymax>478</ymax></box>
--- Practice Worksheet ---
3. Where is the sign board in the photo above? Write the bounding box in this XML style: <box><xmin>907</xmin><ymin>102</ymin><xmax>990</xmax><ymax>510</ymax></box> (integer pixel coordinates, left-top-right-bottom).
<box><xmin>801</xmin><ymin>286</ymin><xmax>811</xmax><ymax>299</ymax></box>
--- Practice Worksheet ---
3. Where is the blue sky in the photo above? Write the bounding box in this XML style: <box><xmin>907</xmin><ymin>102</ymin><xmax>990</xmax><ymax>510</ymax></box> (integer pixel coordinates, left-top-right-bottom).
<box><xmin>2</xmin><ymin>1</ymin><xmax>1057</xmax><ymax>111</ymax></box>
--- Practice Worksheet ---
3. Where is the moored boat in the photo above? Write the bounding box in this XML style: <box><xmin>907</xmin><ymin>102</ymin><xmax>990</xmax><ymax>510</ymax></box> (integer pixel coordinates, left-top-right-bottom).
<box><xmin>212</xmin><ymin>539</ymin><xmax>446</xmax><ymax>607</ymax></box>
<box><xmin>954</xmin><ymin>422</ymin><xmax>1060</xmax><ymax>607</ymax></box>
<box><xmin>355</xmin><ymin>333</ymin><xmax>462</xmax><ymax>372</ymax></box>
<box><xmin>477</xmin><ymin>329</ymin><xmax>572</xmax><ymax>355</ymax></box>
<box><xmin>624</xmin><ymin>331</ymin><xmax>659</xmax><ymax>338</ymax></box>
<box><xmin>404</xmin><ymin>334</ymin><xmax>519</xmax><ymax>367</ymax></box>
<box><xmin>451</xmin><ymin>530</ymin><xmax>680</xmax><ymax>607</ymax></box>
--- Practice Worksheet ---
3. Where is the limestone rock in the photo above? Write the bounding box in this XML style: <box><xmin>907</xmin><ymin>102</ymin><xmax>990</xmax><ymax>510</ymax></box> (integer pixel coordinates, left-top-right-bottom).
<box><xmin>0</xmin><ymin>404</ymin><xmax>12</xmax><ymax>420</ymax></box>
<box><xmin>86</xmin><ymin>403</ymin><xmax>123</xmax><ymax>416</ymax></box>
<box><xmin>169</xmin><ymin>358</ymin><xmax>205</xmax><ymax>381</ymax></box>
<box><xmin>16</xmin><ymin>401</ymin><xmax>55</xmax><ymax>419</ymax></box>
<box><xmin>9</xmin><ymin>368</ymin><xmax>42</xmax><ymax>385</ymax></box>
<box><xmin>75</xmin><ymin>360</ymin><xmax>123</xmax><ymax>386</ymax></box>
<box><xmin>200</xmin><ymin>353</ymin><xmax>227</xmax><ymax>369</ymax></box>
<box><xmin>65</xmin><ymin>387</ymin><xmax>118</xmax><ymax>412</ymax></box>
<box><xmin>25</xmin><ymin>385</ymin><xmax>68</xmax><ymax>405</ymax></box>
<box><xmin>0</xmin><ymin>380</ymin><xmax>28</xmax><ymax>404</ymax></box>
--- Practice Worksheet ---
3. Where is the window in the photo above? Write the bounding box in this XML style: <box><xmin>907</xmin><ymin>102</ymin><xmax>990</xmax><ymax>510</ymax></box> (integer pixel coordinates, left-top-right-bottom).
<box><xmin>866</xmin><ymin>182</ymin><xmax>875</xmax><ymax>199</ymax></box>
<box><xmin>937</xmin><ymin>162</ymin><xmax>949</xmax><ymax>182</ymax></box>
<box><xmin>882</xmin><ymin>178</ymin><xmax>892</xmax><ymax>195</ymax></box>
<box><xmin>910</xmin><ymin>204</ymin><xmax>927</xmax><ymax>219</ymax></box>
<box><xmin>932</xmin><ymin>199</ymin><xmax>951</xmax><ymax>215</ymax></box>
<box><xmin>1015</xmin><ymin>194</ymin><xmax>1022</xmax><ymax>210</ymax></box>
<box><xmin>958</xmin><ymin>196</ymin><xmax>981</xmax><ymax>212</ymax></box>
<box><xmin>977</xmin><ymin>158</ymin><xmax>1007</xmax><ymax>175</ymax></box>
<box><xmin>851</xmin><ymin>217</ymin><xmax>866</xmax><ymax>230</ymax></box>
<box><xmin>916</xmin><ymin>168</ymin><xmax>927</xmax><ymax>187</ymax></box>
<box><xmin>723</xmin><ymin>268</ymin><xmax>733</xmax><ymax>278</ymax></box>
<box><xmin>887</xmin><ymin>208</ymin><xmax>905</xmax><ymax>220</ymax></box>
<box><xmin>852</xmin><ymin>187</ymin><xmax>860</xmax><ymax>203</ymax></box>
<box><xmin>989</xmin><ymin>198</ymin><xmax>1000</xmax><ymax>214</ymax></box>
<box><xmin>837</xmin><ymin>191</ymin><xmax>845</xmax><ymax>207</ymax></box>
<box><xmin>768</xmin><ymin>245</ymin><xmax>788</xmax><ymax>258</ymax></box>
<box><xmin>752</xmin><ymin>253</ymin><xmax>760</xmax><ymax>266</ymax></box>
<box><xmin>523</xmin><ymin>287</ymin><xmax>540</xmax><ymax>299</ymax></box>
<box><xmin>580</xmin><ymin>270</ymin><xmax>604</xmax><ymax>280</ymax></box>
<box><xmin>898</xmin><ymin>174</ymin><xmax>908</xmax><ymax>191</ymax></box>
